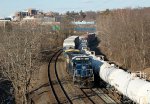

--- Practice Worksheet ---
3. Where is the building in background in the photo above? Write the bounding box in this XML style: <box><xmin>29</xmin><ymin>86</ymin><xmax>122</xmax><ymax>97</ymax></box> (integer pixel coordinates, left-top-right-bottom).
<box><xmin>72</xmin><ymin>21</ymin><xmax>96</xmax><ymax>33</ymax></box>
<box><xmin>27</xmin><ymin>8</ymin><xmax>38</xmax><ymax>16</ymax></box>
<box><xmin>12</xmin><ymin>8</ymin><xmax>59</xmax><ymax>23</ymax></box>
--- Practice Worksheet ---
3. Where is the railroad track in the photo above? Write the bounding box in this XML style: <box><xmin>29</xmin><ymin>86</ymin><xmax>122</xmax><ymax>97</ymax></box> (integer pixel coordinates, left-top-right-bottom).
<box><xmin>80</xmin><ymin>88</ymin><xmax>97</xmax><ymax>104</ymax></box>
<box><xmin>48</xmin><ymin>49</ymin><xmax>118</xmax><ymax>104</ymax></box>
<box><xmin>48</xmin><ymin>49</ymin><xmax>72</xmax><ymax>104</ymax></box>
<box><xmin>80</xmin><ymin>88</ymin><xmax>117</xmax><ymax>104</ymax></box>
<box><xmin>93</xmin><ymin>88</ymin><xmax>117</xmax><ymax>104</ymax></box>
<box><xmin>100</xmin><ymin>88</ymin><xmax>121</xmax><ymax>103</ymax></box>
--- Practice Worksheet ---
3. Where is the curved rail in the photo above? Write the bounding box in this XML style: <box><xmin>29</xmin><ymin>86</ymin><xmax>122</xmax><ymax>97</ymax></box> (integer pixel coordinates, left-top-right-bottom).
<box><xmin>54</xmin><ymin>51</ymin><xmax>73</xmax><ymax>104</ymax></box>
<box><xmin>48</xmin><ymin>49</ymin><xmax>72</xmax><ymax>104</ymax></box>
<box><xmin>48</xmin><ymin>49</ymin><xmax>62</xmax><ymax>103</ymax></box>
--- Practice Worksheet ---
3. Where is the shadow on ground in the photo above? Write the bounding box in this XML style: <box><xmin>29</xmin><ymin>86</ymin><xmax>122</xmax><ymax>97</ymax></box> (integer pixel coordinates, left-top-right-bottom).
<box><xmin>88</xmin><ymin>37</ymin><xmax>108</xmax><ymax>61</ymax></box>
<box><xmin>0</xmin><ymin>79</ymin><xmax>15</xmax><ymax>104</ymax></box>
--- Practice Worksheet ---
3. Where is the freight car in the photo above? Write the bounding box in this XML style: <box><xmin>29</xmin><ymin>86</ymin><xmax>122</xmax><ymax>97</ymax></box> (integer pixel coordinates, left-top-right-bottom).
<box><xmin>63</xmin><ymin>36</ymin><xmax>79</xmax><ymax>51</ymax></box>
<box><xmin>83</xmin><ymin>47</ymin><xmax>150</xmax><ymax>104</ymax></box>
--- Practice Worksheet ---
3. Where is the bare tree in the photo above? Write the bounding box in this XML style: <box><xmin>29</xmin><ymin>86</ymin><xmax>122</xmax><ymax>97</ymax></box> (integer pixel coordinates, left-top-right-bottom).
<box><xmin>0</xmin><ymin>21</ymin><xmax>65</xmax><ymax>103</ymax></box>
<box><xmin>97</xmin><ymin>7</ymin><xmax>150</xmax><ymax>71</ymax></box>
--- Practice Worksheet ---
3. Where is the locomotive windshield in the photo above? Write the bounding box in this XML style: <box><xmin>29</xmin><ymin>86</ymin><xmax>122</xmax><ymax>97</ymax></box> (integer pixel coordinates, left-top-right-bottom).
<box><xmin>73</xmin><ymin>57</ymin><xmax>91</xmax><ymax>64</ymax></box>
<box><xmin>76</xmin><ymin>64</ymin><xmax>82</xmax><ymax>69</ymax></box>
<box><xmin>76</xmin><ymin>64</ymin><xmax>90</xmax><ymax>69</ymax></box>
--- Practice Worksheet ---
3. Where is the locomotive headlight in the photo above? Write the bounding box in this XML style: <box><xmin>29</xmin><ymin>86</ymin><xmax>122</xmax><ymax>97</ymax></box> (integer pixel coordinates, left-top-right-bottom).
<box><xmin>76</xmin><ymin>58</ymin><xmax>80</xmax><ymax>60</ymax></box>
<box><xmin>84</xmin><ymin>58</ymin><xmax>89</xmax><ymax>60</ymax></box>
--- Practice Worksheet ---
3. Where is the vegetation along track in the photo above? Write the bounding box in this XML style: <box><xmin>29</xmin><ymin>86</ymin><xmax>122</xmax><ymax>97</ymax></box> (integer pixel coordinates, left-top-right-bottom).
<box><xmin>48</xmin><ymin>49</ymin><xmax>73</xmax><ymax>104</ymax></box>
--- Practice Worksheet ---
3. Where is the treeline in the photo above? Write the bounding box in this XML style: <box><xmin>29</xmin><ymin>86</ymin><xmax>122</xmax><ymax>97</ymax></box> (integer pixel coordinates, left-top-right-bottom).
<box><xmin>97</xmin><ymin>7</ymin><xmax>150</xmax><ymax>71</ymax></box>
<box><xmin>0</xmin><ymin>22</ymin><xmax>66</xmax><ymax>103</ymax></box>
<box><xmin>65</xmin><ymin>10</ymin><xmax>97</xmax><ymax>21</ymax></box>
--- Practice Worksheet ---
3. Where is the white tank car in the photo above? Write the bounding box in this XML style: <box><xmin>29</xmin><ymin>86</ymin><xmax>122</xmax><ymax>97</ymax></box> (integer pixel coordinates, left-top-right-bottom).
<box><xmin>99</xmin><ymin>61</ymin><xmax>150</xmax><ymax>104</ymax></box>
<box><xmin>83</xmin><ymin>49</ymin><xmax>150</xmax><ymax>104</ymax></box>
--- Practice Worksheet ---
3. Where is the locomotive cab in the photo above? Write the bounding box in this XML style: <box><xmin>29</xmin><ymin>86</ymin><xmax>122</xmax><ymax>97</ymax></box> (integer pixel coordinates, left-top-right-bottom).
<box><xmin>72</xmin><ymin>56</ymin><xmax>94</xmax><ymax>88</ymax></box>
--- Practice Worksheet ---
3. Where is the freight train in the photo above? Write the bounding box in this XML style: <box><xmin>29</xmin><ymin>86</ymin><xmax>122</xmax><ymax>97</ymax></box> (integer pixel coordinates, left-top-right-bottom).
<box><xmin>63</xmin><ymin>35</ymin><xmax>94</xmax><ymax>88</ymax></box>
<box><xmin>63</xmin><ymin>34</ymin><xmax>150</xmax><ymax>104</ymax></box>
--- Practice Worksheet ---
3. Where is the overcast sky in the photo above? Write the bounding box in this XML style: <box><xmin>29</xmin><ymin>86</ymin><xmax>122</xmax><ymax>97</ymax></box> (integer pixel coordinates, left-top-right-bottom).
<box><xmin>0</xmin><ymin>0</ymin><xmax>150</xmax><ymax>17</ymax></box>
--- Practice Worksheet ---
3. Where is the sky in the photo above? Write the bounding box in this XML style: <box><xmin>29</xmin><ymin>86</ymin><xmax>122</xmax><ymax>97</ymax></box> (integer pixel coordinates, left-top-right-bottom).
<box><xmin>0</xmin><ymin>0</ymin><xmax>150</xmax><ymax>17</ymax></box>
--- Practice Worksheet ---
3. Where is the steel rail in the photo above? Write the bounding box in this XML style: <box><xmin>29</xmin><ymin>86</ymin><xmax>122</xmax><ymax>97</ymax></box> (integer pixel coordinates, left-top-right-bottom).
<box><xmin>48</xmin><ymin>49</ymin><xmax>62</xmax><ymax>103</ymax></box>
<box><xmin>54</xmin><ymin>51</ymin><xmax>73</xmax><ymax>104</ymax></box>
<box><xmin>80</xmin><ymin>88</ymin><xmax>96</xmax><ymax>104</ymax></box>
